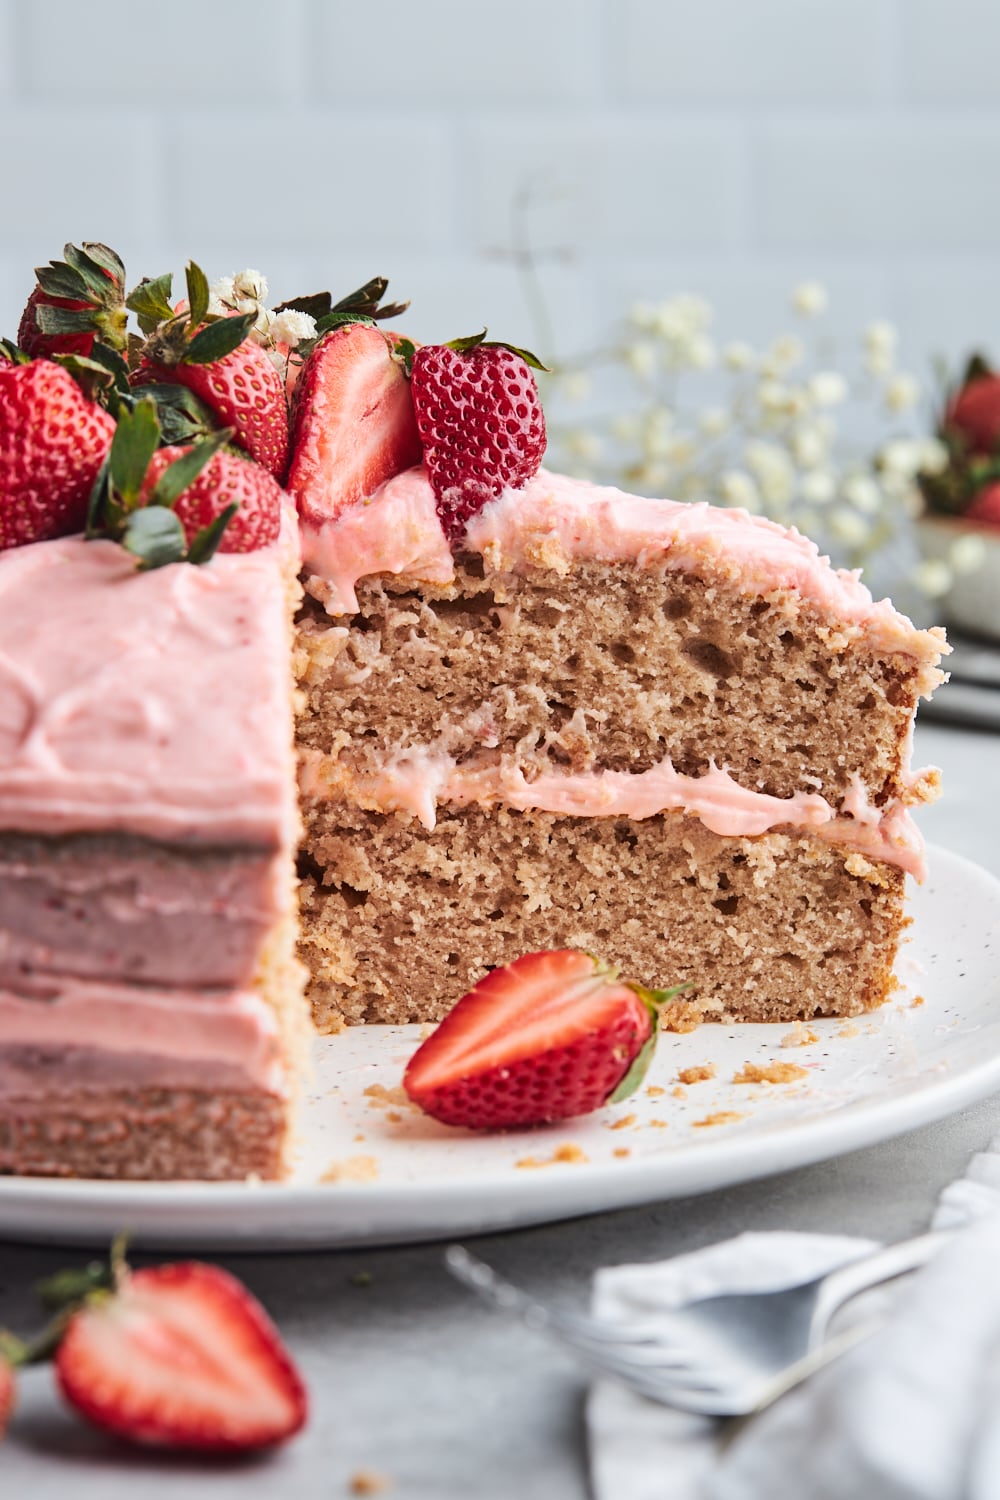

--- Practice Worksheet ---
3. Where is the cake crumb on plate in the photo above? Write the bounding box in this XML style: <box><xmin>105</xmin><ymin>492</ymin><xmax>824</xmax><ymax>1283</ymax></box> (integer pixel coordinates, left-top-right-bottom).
<box><xmin>516</xmin><ymin>1143</ymin><xmax>589</xmax><ymax>1168</ymax></box>
<box><xmin>349</xmin><ymin>1470</ymin><xmax>391</xmax><ymax>1495</ymax></box>
<box><xmin>781</xmin><ymin>1022</ymin><xmax>819</xmax><ymax>1047</ymax></box>
<box><xmin>692</xmin><ymin>1111</ymin><xmax>747</xmax><ymax>1128</ymax></box>
<box><xmin>677</xmin><ymin>1063</ymin><xmax>716</xmax><ymax>1084</ymax></box>
<box><xmin>733</xmin><ymin>1061</ymin><xmax>809</xmax><ymax>1085</ymax></box>
<box><xmin>607</xmin><ymin>1113</ymin><xmax>637</xmax><ymax>1130</ymax></box>
<box><xmin>321</xmin><ymin>1155</ymin><xmax>380</xmax><ymax>1184</ymax></box>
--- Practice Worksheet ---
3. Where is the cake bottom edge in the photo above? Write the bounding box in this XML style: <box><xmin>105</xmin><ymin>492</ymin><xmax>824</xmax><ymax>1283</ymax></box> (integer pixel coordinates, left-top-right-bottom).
<box><xmin>0</xmin><ymin>1086</ymin><xmax>288</xmax><ymax>1181</ymax></box>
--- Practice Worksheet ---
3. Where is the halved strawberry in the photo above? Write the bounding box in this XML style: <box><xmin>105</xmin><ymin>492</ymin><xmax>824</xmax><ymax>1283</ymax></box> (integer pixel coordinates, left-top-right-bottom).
<box><xmin>404</xmin><ymin>949</ymin><xmax>683</xmax><ymax>1130</ymax></box>
<box><xmin>55</xmin><ymin>1260</ymin><xmax>307</xmax><ymax>1451</ymax></box>
<box><xmin>16</xmin><ymin>242</ymin><xmax>128</xmax><ymax>361</ymax></box>
<box><xmin>0</xmin><ymin>356</ymin><xmax>116</xmax><ymax>548</ymax></box>
<box><xmin>286</xmin><ymin>323</ymin><xmax>422</xmax><ymax>526</ymax></box>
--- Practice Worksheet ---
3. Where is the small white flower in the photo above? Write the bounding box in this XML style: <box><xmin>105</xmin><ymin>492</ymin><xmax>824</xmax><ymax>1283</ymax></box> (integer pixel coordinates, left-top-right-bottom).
<box><xmin>270</xmin><ymin>309</ymin><xmax>318</xmax><ymax>348</ymax></box>
<box><xmin>642</xmin><ymin>407</ymin><xmax>675</xmax><ymax>458</ymax></box>
<box><xmin>917</xmin><ymin>437</ymin><xmax>949</xmax><ymax>476</ymax></box>
<box><xmin>758</xmin><ymin>378</ymin><xmax>790</xmax><ymax>412</ymax></box>
<box><xmin>610</xmin><ymin>413</ymin><xmax>641</xmax><ymax>443</ymax></box>
<box><xmin>687</xmin><ymin>333</ymin><xmax>716</xmax><ymax>369</ymax></box>
<box><xmin>949</xmin><ymin>533</ymin><xmax>988</xmax><ymax>573</ymax></box>
<box><xmin>829</xmin><ymin>507</ymin><xmax>871</xmax><ymax>547</ymax></box>
<box><xmin>808</xmin><ymin>371</ymin><xmax>848</xmax><ymax>407</ymax></box>
<box><xmin>724</xmin><ymin>341</ymin><xmax>754</xmax><ymax>371</ymax></box>
<box><xmin>665</xmin><ymin>435</ymin><xmax>697</xmax><ymax>466</ymax></box>
<box><xmin>208</xmin><ymin>275</ymin><xmax>235</xmax><ymax>310</ymax></box>
<box><xmin>865</xmin><ymin>348</ymin><xmax>894</xmax><ymax>378</ymax></box>
<box><xmin>885</xmin><ymin>373</ymin><xmax>920</xmax><ymax>413</ymax></box>
<box><xmin>699</xmin><ymin>407</ymin><xmax>729</xmax><ymax>437</ymax></box>
<box><xmin>841</xmin><ymin>474</ymin><xmax>882</xmax><ymax>514</ymax></box>
<box><xmin>800</xmin><ymin>470</ymin><xmax>836</xmax><ymax>505</ymax></box>
<box><xmin>791</xmin><ymin>281</ymin><xmax>828</xmax><ymax>317</ymax></box>
<box><xmin>913</xmin><ymin>558</ymin><xmax>952</xmax><ymax>598</ymax></box>
<box><xmin>792</xmin><ymin>425</ymin><xmax>829</xmax><ymax>469</ymax></box>
<box><xmin>250</xmin><ymin>305</ymin><xmax>276</xmax><ymax>342</ymax></box>
<box><xmin>625</xmin><ymin>341</ymin><xmax>657</xmax><ymax>379</ymax></box>
<box><xmin>880</xmin><ymin>439</ymin><xmax>923</xmax><ymax>478</ymax></box>
<box><xmin>720</xmin><ymin>470</ymin><xmax>760</xmax><ymax>511</ymax></box>
<box><xmin>633</xmin><ymin>460</ymin><xmax>670</xmax><ymax>491</ymax></box>
<box><xmin>232</xmin><ymin>268</ymin><xmax>268</xmax><ymax>305</ymax></box>
<box><xmin>767</xmin><ymin>335</ymin><xmax>804</xmax><ymax>370</ymax></box>
<box><xmin>865</xmin><ymin>320</ymin><xmax>897</xmax><ymax>353</ymax></box>
<box><xmin>745</xmin><ymin>440</ymin><xmax>794</xmax><ymax>506</ymax></box>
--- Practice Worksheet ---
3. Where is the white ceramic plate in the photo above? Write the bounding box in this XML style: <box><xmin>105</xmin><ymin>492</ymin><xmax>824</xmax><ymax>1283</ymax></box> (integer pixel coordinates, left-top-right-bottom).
<box><xmin>2</xmin><ymin>844</ymin><xmax>998</xmax><ymax>1251</ymax></box>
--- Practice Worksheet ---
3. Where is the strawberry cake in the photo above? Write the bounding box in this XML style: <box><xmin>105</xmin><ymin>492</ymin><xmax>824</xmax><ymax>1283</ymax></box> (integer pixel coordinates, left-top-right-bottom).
<box><xmin>0</xmin><ymin>243</ymin><xmax>947</xmax><ymax>1179</ymax></box>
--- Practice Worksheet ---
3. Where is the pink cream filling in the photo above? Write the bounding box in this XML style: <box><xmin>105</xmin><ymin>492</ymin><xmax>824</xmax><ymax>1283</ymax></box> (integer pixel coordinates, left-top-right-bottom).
<box><xmin>300</xmin><ymin>748</ymin><xmax>929</xmax><ymax>880</ymax></box>
<box><xmin>0</xmin><ymin>977</ymin><xmax>285</xmax><ymax>1094</ymax></box>
<box><xmin>300</xmin><ymin>467</ymin><xmax>946</xmax><ymax>679</ymax></box>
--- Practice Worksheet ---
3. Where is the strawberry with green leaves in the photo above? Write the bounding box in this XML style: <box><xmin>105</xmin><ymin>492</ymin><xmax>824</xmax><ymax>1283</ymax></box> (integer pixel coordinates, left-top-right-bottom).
<box><xmin>0</xmin><ymin>1239</ymin><xmax>307</xmax><ymax>1451</ymax></box>
<box><xmin>130</xmin><ymin>261</ymin><xmax>290</xmax><ymax>479</ymax></box>
<box><xmin>404</xmin><ymin>949</ymin><xmax>686</xmax><ymax>1130</ymax></box>
<box><xmin>0</xmin><ymin>351</ymin><xmax>116</xmax><ymax>548</ymax></box>
<box><xmin>16</xmin><ymin>242</ymin><xmax>128</xmax><ymax>362</ymax></box>
<box><xmin>408</xmin><ymin>331</ymin><xmax>548</xmax><ymax>540</ymax></box>
<box><xmin>88</xmin><ymin>398</ymin><xmax>283</xmax><ymax>569</ymax></box>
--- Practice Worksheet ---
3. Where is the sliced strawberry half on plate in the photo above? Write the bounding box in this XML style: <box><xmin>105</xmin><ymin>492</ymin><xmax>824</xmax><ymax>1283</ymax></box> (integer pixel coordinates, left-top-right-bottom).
<box><xmin>403</xmin><ymin>948</ymin><xmax>685</xmax><ymax>1130</ymax></box>
<box><xmin>286</xmin><ymin>322</ymin><xmax>422</xmax><ymax>526</ymax></box>
<box><xmin>55</xmin><ymin>1260</ymin><xmax>307</xmax><ymax>1451</ymax></box>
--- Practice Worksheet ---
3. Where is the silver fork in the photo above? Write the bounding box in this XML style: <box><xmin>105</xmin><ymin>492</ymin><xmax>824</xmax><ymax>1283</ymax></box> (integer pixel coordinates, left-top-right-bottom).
<box><xmin>445</xmin><ymin>1230</ymin><xmax>952</xmax><ymax>1417</ymax></box>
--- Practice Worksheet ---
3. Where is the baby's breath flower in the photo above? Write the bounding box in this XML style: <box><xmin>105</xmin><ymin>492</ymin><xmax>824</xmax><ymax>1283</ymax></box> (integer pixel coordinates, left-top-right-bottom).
<box><xmin>720</xmin><ymin>470</ymin><xmax>760</xmax><ymax>511</ymax></box>
<box><xmin>625</xmin><ymin>341</ymin><xmax>657</xmax><ymax>378</ymax></box>
<box><xmin>917</xmin><ymin>437</ymin><xmax>949</xmax><ymax>476</ymax></box>
<box><xmin>885</xmin><ymin>373</ymin><xmax>919</xmax><ymax>413</ymax></box>
<box><xmin>687</xmin><ymin>334</ymin><xmax>716</xmax><ymax>370</ymax></box>
<box><xmin>949</xmin><ymin>533</ymin><xmax>987</xmax><ymax>573</ymax></box>
<box><xmin>642</xmin><ymin>407</ymin><xmax>675</xmax><ymax>458</ymax></box>
<box><xmin>767</xmin><ymin>335</ymin><xmax>804</xmax><ymax>370</ymax></box>
<box><xmin>745</xmin><ymin>440</ymin><xmax>794</xmax><ymax>506</ymax></box>
<box><xmin>250</xmin><ymin>306</ymin><xmax>276</xmax><ymax>342</ymax></box>
<box><xmin>829</xmin><ymin>507</ymin><xmax>871</xmax><ymax>547</ymax></box>
<box><xmin>208</xmin><ymin>275</ymin><xmax>235</xmax><ymax>312</ymax></box>
<box><xmin>800</xmin><ymin>470</ymin><xmax>836</xmax><ymax>505</ymax></box>
<box><xmin>723</xmin><ymin>341</ymin><xmax>754</xmax><ymax>371</ymax></box>
<box><xmin>865</xmin><ymin>320</ymin><xmax>897</xmax><ymax>354</ymax></box>
<box><xmin>841</xmin><ymin>474</ymin><xmax>882</xmax><ymax>514</ymax></box>
<box><xmin>791</xmin><ymin>281</ymin><xmax>828</xmax><ymax>317</ymax></box>
<box><xmin>913</xmin><ymin>558</ymin><xmax>952</xmax><ymax>598</ymax></box>
<box><xmin>758</xmin><ymin>378</ymin><xmax>790</xmax><ymax>413</ymax></box>
<box><xmin>233</xmin><ymin>269</ymin><xmax>268</xmax><ymax>304</ymax></box>
<box><xmin>808</xmin><ymin>371</ymin><xmax>848</xmax><ymax>407</ymax></box>
<box><xmin>270</xmin><ymin>309</ymin><xmax>318</xmax><ymax>348</ymax></box>
<box><xmin>699</xmin><ymin>407</ymin><xmax>729</xmax><ymax>437</ymax></box>
<box><xmin>792</xmin><ymin>425</ymin><xmax>829</xmax><ymax>469</ymax></box>
<box><xmin>880</xmin><ymin>439</ymin><xmax>923</xmax><ymax>478</ymax></box>
<box><xmin>665</xmin><ymin>435</ymin><xmax>697</xmax><ymax>466</ymax></box>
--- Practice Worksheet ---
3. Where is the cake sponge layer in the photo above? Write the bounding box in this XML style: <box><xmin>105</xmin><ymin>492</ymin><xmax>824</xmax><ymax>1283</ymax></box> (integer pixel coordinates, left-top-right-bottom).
<box><xmin>297</xmin><ymin>563</ymin><xmax>933</xmax><ymax>812</ymax></box>
<box><xmin>300</xmin><ymin>803</ymin><xmax>903</xmax><ymax>1030</ymax></box>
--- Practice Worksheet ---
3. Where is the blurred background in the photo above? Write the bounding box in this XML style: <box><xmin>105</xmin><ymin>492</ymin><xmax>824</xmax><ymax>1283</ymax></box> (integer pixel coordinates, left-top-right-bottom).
<box><xmin>2</xmin><ymin>0</ymin><xmax>1000</xmax><ymax>644</ymax></box>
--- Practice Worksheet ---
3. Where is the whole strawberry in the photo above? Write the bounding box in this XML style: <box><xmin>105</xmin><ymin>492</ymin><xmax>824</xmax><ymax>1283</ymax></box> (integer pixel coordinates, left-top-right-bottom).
<box><xmin>409</xmin><ymin>332</ymin><xmax>547</xmax><ymax>541</ymax></box>
<box><xmin>404</xmin><ymin>949</ymin><xmax>684</xmax><ymax>1130</ymax></box>
<box><xmin>16</xmin><ymin>242</ymin><xmax>128</xmax><ymax>361</ymax></box>
<box><xmin>131</xmin><ymin>261</ymin><xmax>288</xmax><ymax>480</ymax></box>
<box><xmin>945</xmin><ymin>363</ymin><xmax>1000</xmax><ymax>457</ymax></box>
<box><xmin>140</xmin><ymin>444</ymin><xmax>283</xmax><ymax>552</ymax></box>
<box><xmin>288</xmin><ymin>323</ymin><xmax>422</xmax><ymax>525</ymax></box>
<box><xmin>55</xmin><ymin>1259</ymin><xmax>307</xmax><ymax>1451</ymax></box>
<box><xmin>0</xmin><ymin>356</ymin><xmax>116</xmax><ymax>549</ymax></box>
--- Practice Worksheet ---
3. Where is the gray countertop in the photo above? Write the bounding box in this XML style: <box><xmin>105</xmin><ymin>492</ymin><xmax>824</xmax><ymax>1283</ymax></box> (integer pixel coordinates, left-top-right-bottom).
<box><xmin>2</xmin><ymin>720</ymin><xmax>998</xmax><ymax>1499</ymax></box>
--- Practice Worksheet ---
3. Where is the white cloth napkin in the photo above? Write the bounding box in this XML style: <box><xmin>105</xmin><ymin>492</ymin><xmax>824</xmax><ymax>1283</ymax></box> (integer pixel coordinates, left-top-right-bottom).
<box><xmin>588</xmin><ymin>1135</ymin><xmax>1000</xmax><ymax>1500</ymax></box>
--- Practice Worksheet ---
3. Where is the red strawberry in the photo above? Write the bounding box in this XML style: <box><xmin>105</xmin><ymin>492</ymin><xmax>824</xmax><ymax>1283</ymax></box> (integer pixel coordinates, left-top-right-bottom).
<box><xmin>946</xmin><ymin>371</ymin><xmax>1000</xmax><ymax>456</ymax></box>
<box><xmin>139</xmin><ymin>444</ymin><xmax>283</xmax><ymax>553</ymax></box>
<box><xmin>0</xmin><ymin>1357</ymin><xmax>15</xmax><ymax>1439</ymax></box>
<box><xmin>404</xmin><ymin>949</ymin><xmax>680</xmax><ymax>1130</ymax></box>
<box><xmin>16</xmin><ymin>243</ymin><xmax>128</xmax><ymax>361</ymax></box>
<box><xmin>286</xmin><ymin>323</ymin><xmax>422</xmax><ymax>525</ymax></box>
<box><xmin>0</xmin><ymin>358</ymin><xmax>115</xmax><ymax>548</ymax></box>
<box><xmin>964</xmin><ymin>482</ymin><xmax>1000</xmax><ymax>527</ymax></box>
<box><xmin>55</xmin><ymin>1260</ymin><xmax>307</xmax><ymax>1451</ymax></box>
<box><xmin>136</xmin><ymin>336</ymin><xmax>289</xmax><ymax>481</ymax></box>
<box><xmin>409</xmin><ymin>333</ymin><xmax>547</xmax><ymax>541</ymax></box>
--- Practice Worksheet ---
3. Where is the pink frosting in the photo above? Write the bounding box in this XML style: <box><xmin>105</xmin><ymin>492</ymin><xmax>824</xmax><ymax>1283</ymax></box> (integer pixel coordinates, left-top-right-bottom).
<box><xmin>0</xmin><ymin>975</ymin><xmax>285</xmax><ymax>1093</ymax></box>
<box><xmin>0</xmin><ymin>535</ymin><xmax>298</xmax><ymax>846</ymax></box>
<box><xmin>301</xmin><ymin>466</ymin><xmax>946</xmax><ymax>675</ymax></box>
<box><xmin>300</xmin><ymin>748</ymin><xmax>927</xmax><ymax>879</ymax></box>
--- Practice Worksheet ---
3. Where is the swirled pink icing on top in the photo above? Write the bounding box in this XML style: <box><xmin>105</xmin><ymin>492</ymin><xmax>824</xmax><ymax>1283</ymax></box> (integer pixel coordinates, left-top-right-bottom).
<box><xmin>0</xmin><ymin>533</ymin><xmax>298</xmax><ymax>846</ymax></box>
<box><xmin>301</xmin><ymin>466</ymin><xmax>946</xmax><ymax>677</ymax></box>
